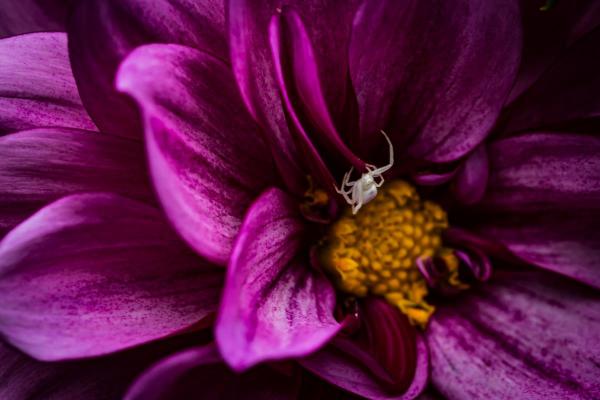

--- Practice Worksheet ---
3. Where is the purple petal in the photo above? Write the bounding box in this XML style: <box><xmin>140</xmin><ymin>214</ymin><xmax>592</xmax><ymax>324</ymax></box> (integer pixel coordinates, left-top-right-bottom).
<box><xmin>0</xmin><ymin>32</ymin><xmax>96</xmax><ymax>134</ymax></box>
<box><xmin>357</xmin><ymin>298</ymin><xmax>419</xmax><ymax>393</ymax></box>
<box><xmin>126</xmin><ymin>343</ymin><xmax>300</xmax><ymax>400</ymax></box>
<box><xmin>0</xmin><ymin>193</ymin><xmax>223</xmax><ymax>361</ymax></box>
<box><xmin>427</xmin><ymin>269</ymin><xmax>600</xmax><ymax>399</ymax></box>
<box><xmin>504</xmin><ymin>27</ymin><xmax>600</xmax><ymax>133</ymax></box>
<box><xmin>117</xmin><ymin>43</ymin><xmax>275</xmax><ymax>266</ymax></box>
<box><xmin>228</xmin><ymin>0</ymin><xmax>361</xmax><ymax>193</ymax></box>
<box><xmin>0</xmin><ymin>334</ymin><xmax>207</xmax><ymax>400</ymax></box>
<box><xmin>0</xmin><ymin>0</ymin><xmax>68</xmax><ymax>38</ymax></box>
<box><xmin>451</xmin><ymin>145</ymin><xmax>489</xmax><ymax>205</ymax></box>
<box><xmin>508</xmin><ymin>0</ymin><xmax>600</xmax><ymax>102</ymax></box>
<box><xmin>0</xmin><ymin>127</ymin><xmax>153</xmax><ymax>238</ymax></box>
<box><xmin>216</xmin><ymin>188</ymin><xmax>340</xmax><ymax>371</ymax></box>
<box><xmin>301</xmin><ymin>335</ymin><xmax>429</xmax><ymax>400</ymax></box>
<box><xmin>349</xmin><ymin>0</ymin><xmax>521</xmax><ymax>161</ymax></box>
<box><xmin>476</xmin><ymin>132</ymin><xmax>600</xmax><ymax>288</ymax></box>
<box><xmin>412</xmin><ymin>169</ymin><xmax>458</xmax><ymax>186</ymax></box>
<box><xmin>67</xmin><ymin>0</ymin><xmax>227</xmax><ymax>138</ymax></box>
<box><xmin>269</xmin><ymin>9</ymin><xmax>365</xmax><ymax>173</ymax></box>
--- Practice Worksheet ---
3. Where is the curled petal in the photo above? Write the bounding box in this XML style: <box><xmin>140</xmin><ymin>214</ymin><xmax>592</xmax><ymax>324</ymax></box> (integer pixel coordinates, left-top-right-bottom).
<box><xmin>216</xmin><ymin>188</ymin><xmax>340</xmax><ymax>371</ymax></box>
<box><xmin>117</xmin><ymin>43</ymin><xmax>275</xmax><ymax>265</ymax></box>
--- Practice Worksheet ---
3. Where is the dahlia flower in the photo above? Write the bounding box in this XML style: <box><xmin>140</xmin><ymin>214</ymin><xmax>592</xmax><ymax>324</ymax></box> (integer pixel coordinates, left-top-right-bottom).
<box><xmin>0</xmin><ymin>0</ymin><xmax>599</xmax><ymax>399</ymax></box>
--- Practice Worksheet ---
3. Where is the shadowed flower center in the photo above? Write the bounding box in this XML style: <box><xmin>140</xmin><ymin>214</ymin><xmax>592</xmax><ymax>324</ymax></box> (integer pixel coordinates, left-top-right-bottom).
<box><xmin>320</xmin><ymin>180</ymin><xmax>462</xmax><ymax>327</ymax></box>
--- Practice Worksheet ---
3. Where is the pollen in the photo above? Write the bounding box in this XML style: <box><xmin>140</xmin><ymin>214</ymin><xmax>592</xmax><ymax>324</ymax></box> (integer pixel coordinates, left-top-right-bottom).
<box><xmin>320</xmin><ymin>180</ymin><xmax>458</xmax><ymax>328</ymax></box>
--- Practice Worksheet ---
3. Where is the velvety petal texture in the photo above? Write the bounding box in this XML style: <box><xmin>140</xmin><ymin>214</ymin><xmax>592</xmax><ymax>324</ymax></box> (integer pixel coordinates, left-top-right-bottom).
<box><xmin>117</xmin><ymin>43</ymin><xmax>274</xmax><ymax>265</ymax></box>
<box><xmin>508</xmin><ymin>0</ymin><xmax>600</xmax><ymax>102</ymax></box>
<box><xmin>504</xmin><ymin>27</ymin><xmax>600</xmax><ymax>133</ymax></box>
<box><xmin>68</xmin><ymin>0</ymin><xmax>227</xmax><ymax>138</ymax></box>
<box><xmin>0</xmin><ymin>0</ymin><xmax>68</xmax><ymax>38</ymax></box>
<box><xmin>126</xmin><ymin>344</ymin><xmax>300</xmax><ymax>400</ymax></box>
<box><xmin>349</xmin><ymin>0</ymin><xmax>521</xmax><ymax>161</ymax></box>
<box><xmin>302</xmin><ymin>335</ymin><xmax>429</xmax><ymax>400</ymax></box>
<box><xmin>476</xmin><ymin>133</ymin><xmax>600</xmax><ymax>288</ymax></box>
<box><xmin>0</xmin><ymin>128</ymin><xmax>153</xmax><ymax>237</ymax></box>
<box><xmin>427</xmin><ymin>270</ymin><xmax>600</xmax><ymax>399</ymax></box>
<box><xmin>228</xmin><ymin>0</ymin><xmax>361</xmax><ymax>192</ymax></box>
<box><xmin>0</xmin><ymin>32</ymin><xmax>96</xmax><ymax>134</ymax></box>
<box><xmin>0</xmin><ymin>193</ymin><xmax>223</xmax><ymax>360</ymax></box>
<box><xmin>452</xmin><ymin>144</ymin><xmax>489</xmax><ymax>205</ymax></box>
<box><xmin>217</xmin><ymin>188</ymin><xmax>340</xmax><ymax>371</ymax></box>
<box><xmin>0</xmin><ymin>334</ymin><xmax>204</xmax><ymax>400</ymax></box>
<box><xmin>269</xmin><ymin>8</ymin><xmax>365</xmax><ymax>173</ymax></box>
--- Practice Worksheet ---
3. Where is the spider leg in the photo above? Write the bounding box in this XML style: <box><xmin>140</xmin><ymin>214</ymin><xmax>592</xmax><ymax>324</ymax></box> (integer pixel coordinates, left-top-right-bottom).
<box><xmin>352</xmin><ymin>184</ymin><xmax>363</xmax><ymax>215</ymax></box>
<box><xmin>374</xmin><ymin>174</ymin><xmax>385</xmax><ymax>187</ymax></box>
<box><xmin>334</xmin><ymin>171</ymin><xmax>355</xmax><ymax>196</ymax></box>
<box><xmin>369</xmin><ymin>130</ymin><xmax>394</xmax><ymax>175</ymax></box>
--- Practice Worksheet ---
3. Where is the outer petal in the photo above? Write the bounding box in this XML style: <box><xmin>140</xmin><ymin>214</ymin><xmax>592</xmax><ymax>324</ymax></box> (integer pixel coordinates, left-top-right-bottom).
<box><xmin>0</xmin><ymin>333</ymin><xmax>205</xmax><ymax>400</ymax></box>
<box><xmin>0</xmin><ymin>128</ymin><xmax>153</xmax><ymax>237</ymax></box>
<box><xmin>67</xmin><ymin>0</ymin><xmax>227</xmax><ymax>138</ymax></box>
<box><xmin>476</xmin><ymin>132</ymin><xmax>600</xmax><ymax>288</ymax></box>
<box><xmin>216</xmin><ymin>188</ymin><xmax>340</xmax><ymax>371</ymax></box>
<box><xmin>301</xmin><ymin>335</ymin><xmax>429</xmax><ymax>400</ymax></box>
<box><xmin>0</xmin><ymin>0</ymin><xmax>68</xmax><ymax>39</ymax></box>
<box><xmin>126</xmin><ymin>344</ymin><xmax>300</xmax><ymax>400</ymax></box>
<box><xmin>117</xmin><ymin>43</ymin><xmax>274</xmax><ymax>266</ymax></box>
<box><xmin>508</xmin><ymin>0</ymin><xmax>600</xmax><ymax>102</ymax></box>
<box><xmin>349</xmin><ymin>0</ymin><xmax>521</xmax><ymax>161</ymax></box>
<box><xmin>0</xmin><ymin>32</ymin><xmax>96</xmax><ymax>134</ymax></box>
<box><xmin>504</xmin><ymin>27</ymin><xmax>600</xmax><ymax>133</ymax></box>
<box><xmin>427</xmin><ymin>270</ymin><xmax>600</xmax><ymax>399</ymax></box>
<box><xmin>0</xmin><ymin>193</ymin><xmax>223</xmax><ymax>361</ymax></box>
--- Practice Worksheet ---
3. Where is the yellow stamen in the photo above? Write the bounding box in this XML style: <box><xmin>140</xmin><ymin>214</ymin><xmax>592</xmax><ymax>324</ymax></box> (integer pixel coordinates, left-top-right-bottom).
<box><xmin>320</xmin><ymin>180</ymin><xmax>459</xmax><ymax>327</ymax></box>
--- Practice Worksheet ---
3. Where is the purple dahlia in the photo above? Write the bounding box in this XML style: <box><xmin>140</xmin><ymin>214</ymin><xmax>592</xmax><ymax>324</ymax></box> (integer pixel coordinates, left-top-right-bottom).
<box><xmin>0</xmin><ymin>0</ymin><xmax>600</xmax><ymax>399</ymax></box>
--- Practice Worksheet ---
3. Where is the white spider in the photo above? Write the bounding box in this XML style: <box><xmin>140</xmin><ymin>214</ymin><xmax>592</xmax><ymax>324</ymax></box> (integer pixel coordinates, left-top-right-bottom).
<box><xmin>335</xmin><ymin>130</ymin><xmax>394</xmax><ymax>215</ymax></box>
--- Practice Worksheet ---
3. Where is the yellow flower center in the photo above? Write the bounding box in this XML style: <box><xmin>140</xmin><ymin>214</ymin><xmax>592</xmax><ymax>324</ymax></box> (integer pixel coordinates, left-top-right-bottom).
<box><xmin>320</xmin><ymin>180</ymin><xmax>460</xmax><ymax>327</ymax></box>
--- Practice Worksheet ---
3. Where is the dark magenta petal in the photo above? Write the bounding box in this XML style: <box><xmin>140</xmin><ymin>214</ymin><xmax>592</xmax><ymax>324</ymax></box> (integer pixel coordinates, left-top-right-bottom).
<box><xmin>0</xmin><ymin>32</ymin><xmax>96</xmax><ymax>134</ymax></box>
<box><xmin>504</xmin><ymin>27</ymin><xmax>600</xmax><ymax>133</ymax></box>
<box><xmin>358</xmin><ymin>298</ymin><xmax>418</xmax><ymax>394</ymax></box>
<box><xmin>67</xmin><ymin>0</ymin><xmax>227</xmax><ymax>138</ymax></box>
<box><xmin>0</xmin><ymin>0</ymin><xmax>68</xmax><ymax>38</ymax></box>
<box><xmin>349</xmin><ymin>0</ymin><xmax>521</xmax><ymax>162</ymax></box>
<box><xmin>269</xmin><ymin>9</ymin><xmax>366</xmax><ymax>175</ymax></box>
<box><xmin>0</xmin><ymin>334</ymin><xmax>206</xmax><ymax>400</ymax></box>
<box><xmin>301</xmin><ymin>335</ymin><xmax>429</xmax><ymax>400</ymax></box>
<box><xmin>508</xmin><ymin>0</ymin><xmax>600</xmax><ymax>102</ymax></box>
<box><xmin>427</xmin><ymin>269</ymin><xmax>600</xmax><ymax>399</ymax></box>
<box><xmin>0</xmin><ymin>128</ymin><xmax>153</xmax><ymax>238</ymax></box>
<box><xmin>476</xmin><ymin>132</ymin><xmax>600</xmax><ymax>288</ymax></box>
<box><xmin>0</xmin><ymin>193</ymin><xmax>223</xmax><ymax>361</ymax></box>
<box><xmin>216</xmin><ymin>188</ymin><xmax>340</xmax><ymax>371</ymax></box>
<box><xmin>228</xmin><ymin>0</ymin><xmax>361</xmax><ymax>193</ymax></box>
<box><xmin>452</xmin><ymin>145</ymin><xmax>489</xmax><ymax>205</ymax></box>
<box><xmin>412</xmin><ymin>169</ymin><xmax>458</xmax><ymax>186</ymax></box>
<box><xmin>126</xmin><ymin>344</ymin><xmax>300</xmax><ymax>400</ymax></box>
<box><xmin>117</xmin><ymin>43</ymin><xmax>275</xmax><ymax>266</ymax></box>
